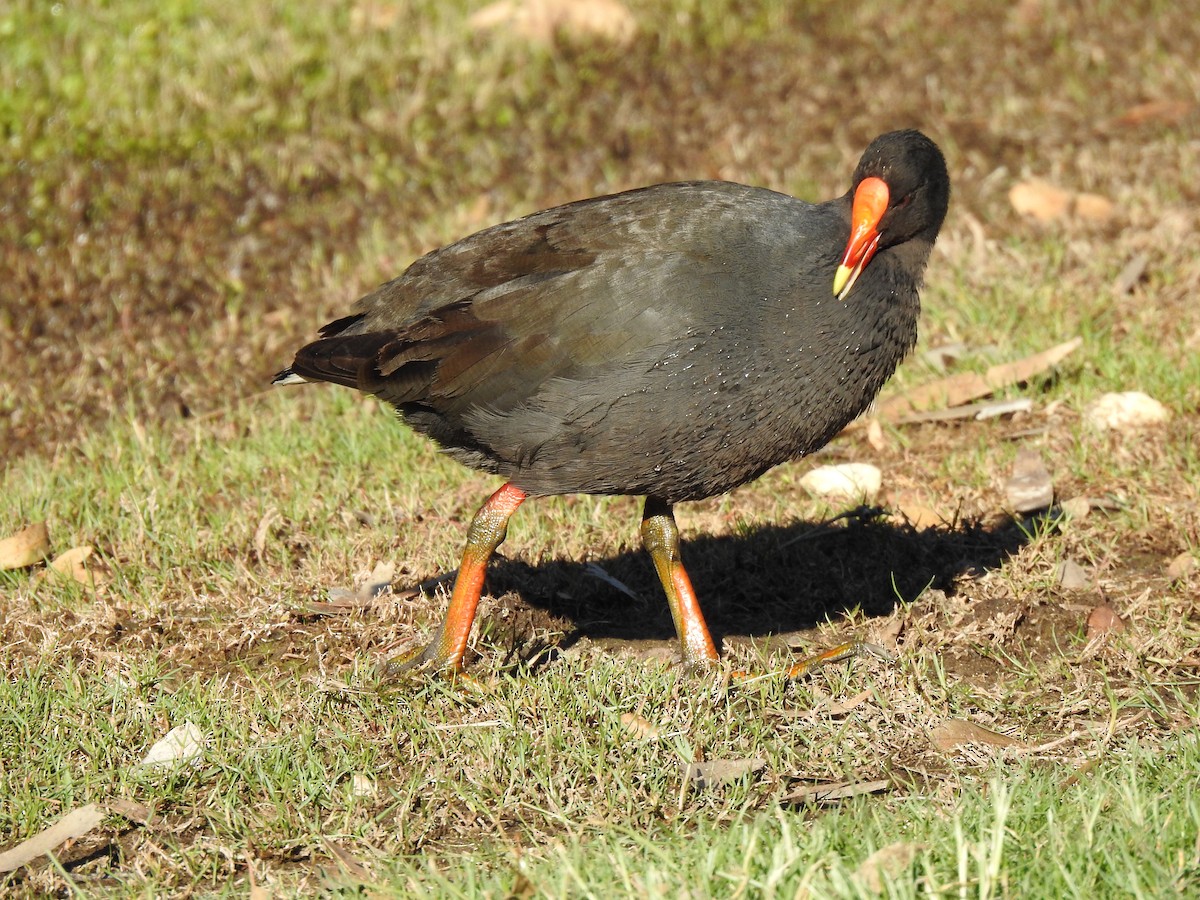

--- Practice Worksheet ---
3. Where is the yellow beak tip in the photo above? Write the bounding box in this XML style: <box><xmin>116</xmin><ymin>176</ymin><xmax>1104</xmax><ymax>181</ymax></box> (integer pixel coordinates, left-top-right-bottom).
<box><xmin>832</xmin><ymin>264</ymin><xmax>852</xmax><ymax>298</ymax></box>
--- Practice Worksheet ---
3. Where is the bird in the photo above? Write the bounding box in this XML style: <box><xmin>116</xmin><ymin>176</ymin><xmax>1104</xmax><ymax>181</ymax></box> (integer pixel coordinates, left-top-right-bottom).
<box><xmin>275</xmin><ymin>129</ymin><xmax>950</xmax><ymax>675</ymax></box>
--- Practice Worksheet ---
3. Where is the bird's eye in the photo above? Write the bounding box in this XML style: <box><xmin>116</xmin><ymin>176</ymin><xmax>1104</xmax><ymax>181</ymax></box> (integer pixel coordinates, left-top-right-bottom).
<box><xmin>894</xmin><ymin>194</ymin><xmax>913</xmax><ymax>210</ymax></box>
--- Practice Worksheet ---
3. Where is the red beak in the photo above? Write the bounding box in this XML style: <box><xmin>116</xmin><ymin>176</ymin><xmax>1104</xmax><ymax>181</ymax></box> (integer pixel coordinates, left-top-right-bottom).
<box><xmin>833</xmin><ymin>176</ymin><xmax>890</xmax><ymax>300</ymax></box>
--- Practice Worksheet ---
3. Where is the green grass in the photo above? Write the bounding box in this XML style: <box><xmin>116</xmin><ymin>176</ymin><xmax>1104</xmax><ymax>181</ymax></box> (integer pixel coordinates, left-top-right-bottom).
<box><xmin>2</xmin><ymin>623</ymin><xmax>1197</xmax><ymax>896</ymax></box>
<box><xmin>4</xmin><ymin>389</ymin><xmax>1199</xmax><ymax>895</ymax></box>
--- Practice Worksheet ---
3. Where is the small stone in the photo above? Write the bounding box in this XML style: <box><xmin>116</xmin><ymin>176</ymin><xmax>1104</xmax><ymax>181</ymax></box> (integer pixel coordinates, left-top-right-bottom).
<box><xmin>141</xmin><ymin>722</ymin><xmax>205</xmax><ymax>769</ymax></box>
<box><xmin>799</xmin><ymin>463</ymin><xmax>882</xmax><ymax>503</ymax></box>
<box><xmin>1058</xmin><ymin>497</ymin><xmax>1091</xmax><ymax>520</ymax></box>
<box><xmin>1006</xmin><ymin>449</ymin><xmax>1054</xmax><ymax>513</ymax></box>
<box><xmin>1084</xmin><ymin>392</ymin><xmax>1171</xmax><ymax>431</ymax></box>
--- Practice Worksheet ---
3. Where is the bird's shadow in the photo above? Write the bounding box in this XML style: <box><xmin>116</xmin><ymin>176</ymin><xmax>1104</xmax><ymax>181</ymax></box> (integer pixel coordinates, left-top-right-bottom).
<box><xmin>480</xmin><ymin>509</ymin><xmax>1034</xmax><ymax>651</ymax></box>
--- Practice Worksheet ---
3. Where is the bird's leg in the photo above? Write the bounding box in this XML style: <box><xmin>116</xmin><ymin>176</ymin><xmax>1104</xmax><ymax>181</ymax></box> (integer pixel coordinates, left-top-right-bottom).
<box><xmin>389</xmin><ymin>482</ymin><xmax>527</xmax><ymax>675</ymax></box>
<box><xmin>640</xmin><ymin>497</ymin><xmax>719</xmax><ymax>669</ymax></box>
<box><xmin>640</xmin><ymin>498</ymin><xmax>860</xmax><ymax>682</ymax></box>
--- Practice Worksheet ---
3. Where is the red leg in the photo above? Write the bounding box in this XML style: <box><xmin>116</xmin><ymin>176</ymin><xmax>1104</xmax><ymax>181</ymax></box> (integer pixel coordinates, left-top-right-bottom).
<box><xmin>392</xmin><ymin>482</ymin><xmax>526</xmax><ymax>674</ymax></box>
<box><xmin>640</xmin><ymin>497</ymin><xmax>719</xmax><ymax>668</ymax></box>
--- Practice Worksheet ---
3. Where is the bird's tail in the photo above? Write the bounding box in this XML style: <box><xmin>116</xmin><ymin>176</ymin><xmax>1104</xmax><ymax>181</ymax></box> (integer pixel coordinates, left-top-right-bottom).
<box><xmin>272</xmin><ymin>368</ymin><xmax>308</xmax><ymax>385</ymax></box>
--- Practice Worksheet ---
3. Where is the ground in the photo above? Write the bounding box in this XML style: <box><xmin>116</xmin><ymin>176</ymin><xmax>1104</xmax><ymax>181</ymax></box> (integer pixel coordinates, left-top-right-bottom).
<box><xmin>1</xmin><ymin>0</ymin><xmax>1199</xmax><ymax>896</ymax></box>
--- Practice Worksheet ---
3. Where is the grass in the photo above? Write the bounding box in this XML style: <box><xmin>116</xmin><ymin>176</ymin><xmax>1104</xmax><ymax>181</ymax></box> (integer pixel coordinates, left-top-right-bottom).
<box><xmin>2</xmin><ymin>586</ymin><xmax>1198</xmax><ymax>897</ymax></box>
<box><xmin>3</xmin><ymin>388</ymin><xmax>1198</xmax><ymax>895</ymax></box>
<box><xmin>3</xmin><ymin>0</ymin><xmax>1200</xmax><ymax>895</ymax></box>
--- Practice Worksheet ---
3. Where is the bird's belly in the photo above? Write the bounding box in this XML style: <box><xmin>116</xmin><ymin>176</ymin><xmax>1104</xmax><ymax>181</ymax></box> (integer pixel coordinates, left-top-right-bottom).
<box><xmin>479</xmin><ymin>366</ymin><xmax>877</xmax><ymax>502</ymax></box>
<box><xmin>417</xmin><ymin>309</ymin><xmax>913</xmax><ymax>503</ymax></box>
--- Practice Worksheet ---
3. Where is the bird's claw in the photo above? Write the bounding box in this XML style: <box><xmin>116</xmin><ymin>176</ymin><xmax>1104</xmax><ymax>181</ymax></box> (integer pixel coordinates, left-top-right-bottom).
<box><xmin>726</xmin><ymin>639</ymin><xmax>865</xmax><ymax>684</ymax></box>
<box><xmin>381</xmin><ymin>642</ymin><xmax>493</xmax><ymax>694</ymax></box>
<box><xmin>783</xmin><ymin>640</ymin><xmax>863</xmax><ymax>680</ymax></box>
<box><xmin>381</xmin><ymin>638</ymin><xmax>457</xmax><ymax>678</ymax></box>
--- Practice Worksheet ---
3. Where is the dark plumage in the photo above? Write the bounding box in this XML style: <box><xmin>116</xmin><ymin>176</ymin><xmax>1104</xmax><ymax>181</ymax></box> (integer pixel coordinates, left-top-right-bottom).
<box><xmin>277</xmin><ymin>129</ymin><xmax>950</xmax><ymax>673</ymax></box>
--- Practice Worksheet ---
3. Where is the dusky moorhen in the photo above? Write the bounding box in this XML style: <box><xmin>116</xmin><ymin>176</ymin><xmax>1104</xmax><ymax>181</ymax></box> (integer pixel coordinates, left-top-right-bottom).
<box><xmin>275</xmin><ymin>129</ymin><xmax>950</xmax><ymax>674</ymax></box>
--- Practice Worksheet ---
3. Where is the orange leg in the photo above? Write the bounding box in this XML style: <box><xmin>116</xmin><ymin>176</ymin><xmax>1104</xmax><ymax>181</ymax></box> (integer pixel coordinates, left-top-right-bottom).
<box><xmin>640</xmin><ymin>497</ymin><xmax>719</xmax><ymax>668</ymax></box>
<box><xmin>392</xmin><ymin>483</ymin><xmax>527</xmax><ymax>674</ymax></box>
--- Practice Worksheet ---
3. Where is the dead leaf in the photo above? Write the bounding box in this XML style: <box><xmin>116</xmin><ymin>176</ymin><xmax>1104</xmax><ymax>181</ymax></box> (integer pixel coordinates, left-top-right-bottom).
<box><xmin>46</xmin><ymin>545</ymin><xmax>107</xmax><ymax>586</ymax></box>
<box><xmin>324</xmin><ymin>838</ymin><xmax>371</xmax><ymax>881</ymax></box>
<box><xmin>248</xmin><ymin>859</ymin><xmax>272</xmax><ymax>900</ymax></box>
<box><xmin>780</xmin><ymin>779</ymin><xmax>890</xmax><ymax>805</ymax></box>
<box><xmin>864</xmin><ymin>417</ymin><xmax>887</xmax><ymax>452</ymax></box>
<box><xmin>1059</xmin><ymin>757</ymin><xmax>1101</xmax><ymax>790</ymax></box>
<box><xmin>1111</xmin><ymin>254</ymin><xmax>1149</xmax><ymax>297</ymax></box>
<box><xmin>1009</xmin><ymin>179</ymin><xmax>1072</xmax><ymax>222</ymax></box>
<box><xmin>1167</xmin><ymin>552</ymin><xmax>1197</xmax><ymax>583</ymax></box>
<box><xmin>586</xmin><ymin>562</ymin><xmax>640</xmax><ymax>600</ymax></box>
<box><xmin>921</xmin><ymin>342</ymin><xmax>968</xmax><ymax>372</ymax></box>
<box><xmin>312</xmin><ymin>569</ymin><xmax>453</xmax><ymax>615</ymax></box>
<box><xmin>507</xmin><ymin>872</ymin><xmax>537</xmax><ymax>900</ymax></box>
<box><xmin>683</xmin><ymin>756</ymin><xmax>766</xmax><ymax>789</ymax></box>
<box><xmin>349</xmin><ymin>1</ymin><xmax>402</xmax><ymax>32</ymax></box>
<box><xmin>872</xmin><ymin>338</ymin><xmax>1082</xmax><ymax>420</ymax></box>
<box><xmin>1086</xmin><ymin>604</ymin><xmax>1126</xmax><ymax>639</ymax></box>
<box><xmin>1055</xmin><ymin>560</ymin><xmax>1091</xmax><ymax>591</ymax></box>
<box><xmin>929</xmin><ymin>718</ymin><xmax>1024</xmax><ymax>751</ymax></box>
<box><xmin>871</xmin><ymin>615</ymin><xmax>904</xmax><ymax>650</ymax></box>
<box><xmin>0</xmin><ymin>522</ymin><xmax>50</xmax><ymax>569</ymax></box>
<box><xmin>1006</xmin><ymin>449</ymin><xmax>1053</xmax><ymax>513</ymax></box>
<box><xmin>107</xmin><ymin>799</ymin><xmax>154</xmax><ymax>826</ymax></box>
<box><xmin>0</xmin><ymin>803</ymin><xmax>105</xmax><ymax>873</ymax></box>
<box><xmin>974</xmin><ymin>398</ymin><xmax>1035</xmax><ymax>420</ymax></box>
<box><xmin>469</xmin><ymin>0</ymin><xmax>637</xmax><ymax>45</ymax></box>
<box><xmin>297</xmin><ymin>598</ymin><xmax>372</xmax><ymax>617</ymax></box>
<box><xmin>827</xmin><ymin>690</ymin><xmax>873</xmax><ymax>716</ymax></box>
<box><xmin>357</xmin><ymin>560</ymin><xmax>396</xmax><ymax>601</ymax></box>
<box><xmin>620</xmin><ymin>712</ymin><xmax>661</xmax><ymax>740</ymax></box>
<box><xmin>1009</xmin><ymin>0</ymin><xmax>1043</xmax><ymax>28</ymax></box>
<box><xmin>856</xmin><ymin>841</ymin><xmax>922</xmax><ymax>892</ymax></box>
<box><xmin>891</xmin><ymin>504</ymin><xmax>946</xmax><ymax>530</ymax></box>
<box><xmin>1074</xmin><ymin>192</ymin><xmax>1115</xmax><ymax>223</ymax></box>
<box><xmin>1113</xmin><ymin>99</ymin><xmax>1193</xmax><ymax>127</ymax></box>
<box><xmin>349</xmin><ymin>774</ymin><xmax>376</xmax><ymax>799</ymax></box>
<box><xmin>253</xmin><ymin>508</ymin><xmax>279</xmax><ymax>562</ymax></box>
<box><xmin>891</xmin><ymin>397</ymin><xmax>1034</xmax><ymax>425</ymax></box>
